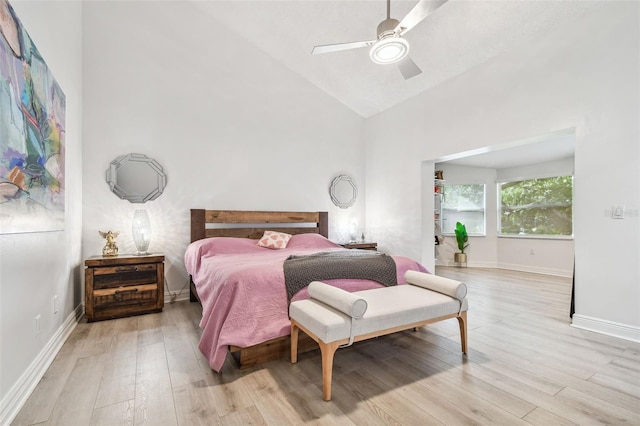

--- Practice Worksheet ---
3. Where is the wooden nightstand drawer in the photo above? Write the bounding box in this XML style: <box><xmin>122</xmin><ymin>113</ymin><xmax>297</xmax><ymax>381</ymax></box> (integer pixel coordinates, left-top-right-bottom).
<box><xmin>94</xmin><ymin>263</ymin><xmax>157</xmax><ymax>275</ymax></box>
<box><xmin>93</xmin><ymin>283</ymin><xmax>158</xmax><ymax>310</ymax></box>
<box><xmin>85</xmin><ymin>254</ymin><xmax>164</xmax><ymax>322</ymax></box>
<box><xmin>93</xmin><ymin>264</ymin><xmax>158</xmax><ymax>290</ymax></box>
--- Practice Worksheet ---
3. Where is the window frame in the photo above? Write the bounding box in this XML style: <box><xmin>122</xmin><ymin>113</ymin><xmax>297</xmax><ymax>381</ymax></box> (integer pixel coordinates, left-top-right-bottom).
<box><xmin>440</xmin><ymin>183</ymin><xmax>487</xmax><ymax>237</ymax></box>
<box><xmin>497</xmin><ymin>175</ymin><xmax>574</xmax><ymax>239</ymax></box>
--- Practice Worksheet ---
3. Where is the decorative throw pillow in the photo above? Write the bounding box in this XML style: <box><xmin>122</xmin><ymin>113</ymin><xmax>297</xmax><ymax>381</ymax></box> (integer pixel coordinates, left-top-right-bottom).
<box><xmin>257</xmin><ymin>231</ymin><xmax>292</xmax><ymax>249</ymax></box>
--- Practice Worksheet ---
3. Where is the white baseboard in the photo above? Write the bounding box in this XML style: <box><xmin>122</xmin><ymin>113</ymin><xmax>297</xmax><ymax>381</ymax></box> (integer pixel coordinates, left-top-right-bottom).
<box><xmin>0</xmin><ymin>304</ymin><xmax>83</xmax><ymax>425</ymax></box>
<box><xmin>468</xmin><ymin>261</ymin><xmax>498</xmax><ymax>269</ymax></box>
<box><xmin>435</xmin><ymin>260</ymin><xmax>498</xmax><ymax>268</ymax></box>
<box><xmin>164</xmin><ymin>289</ymin><xmax>191</xmax><ymax>304</ymax></box>
<box><xmin>571</xmin><ymin>314</ymin><xmax>640</xmax><ymax>343</ymax></box>
<box><xmin>434</xmin><ymin>261</ymin><xmax>572</xmax><ymax>278</ymax></box>
<box><xmin>497</xmin><ymin>262</ymin><xmax>573</xmax><ymax>278</ymax></box>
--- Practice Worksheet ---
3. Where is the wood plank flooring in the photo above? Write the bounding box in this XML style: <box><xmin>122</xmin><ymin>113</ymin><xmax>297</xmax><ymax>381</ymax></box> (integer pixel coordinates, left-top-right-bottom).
<box><xmin>12</xmin><ymin>267</ymin><xmax>640</xmax><ymax>425</ymax></box>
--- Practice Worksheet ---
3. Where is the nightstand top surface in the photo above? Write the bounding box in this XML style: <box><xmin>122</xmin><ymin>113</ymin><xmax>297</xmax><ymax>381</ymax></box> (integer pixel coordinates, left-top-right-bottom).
<box><xmin>339</xmin><ymin>242</ymin><xmax>377</xmax><ymax>249</ymax></box>
<box><xmin>85</xmin><ymin>253</ymin><xmax>164</xmax><ymax>267</ymax></box>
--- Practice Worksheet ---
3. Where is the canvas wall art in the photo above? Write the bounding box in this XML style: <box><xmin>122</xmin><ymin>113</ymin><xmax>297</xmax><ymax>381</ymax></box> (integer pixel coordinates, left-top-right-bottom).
<box><xmin>0</xmin><ymin>0</ymin><xmax>65</xmax><ymax>234</ymax></box>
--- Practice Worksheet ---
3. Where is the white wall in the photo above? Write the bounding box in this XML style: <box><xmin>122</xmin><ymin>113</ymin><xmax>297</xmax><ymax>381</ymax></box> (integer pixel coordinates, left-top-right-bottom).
<box><xmin>0</xmin><ymin>0</ymin><xmax>83</xmax><ymax>422</ymax></box>
<box><xmin>1</xmin><ymin>5</ymin><xmax>637</xmax><ymax>422</ymax></box>
<box><xmin>81</xmin><ymin>2</ymin><xmax>366</xmax><ymax>296</ymax></box>
<box><xmin>366</xmin><ymin>2</ymin><xmax>639</xmax><ymax>334</ymax></box>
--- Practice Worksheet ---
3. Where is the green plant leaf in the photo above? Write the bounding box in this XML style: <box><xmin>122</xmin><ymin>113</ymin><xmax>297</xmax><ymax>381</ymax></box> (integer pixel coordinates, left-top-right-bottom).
<box><xmin>455</xmin><ymin>222</ymin><xmax>469</xmax><ymax>253</ymax></box>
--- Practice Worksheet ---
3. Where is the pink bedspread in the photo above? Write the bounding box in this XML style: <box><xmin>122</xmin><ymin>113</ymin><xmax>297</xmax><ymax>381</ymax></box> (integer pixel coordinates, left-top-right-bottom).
<box><xmin>184</xmin><ymin>234</ymin><xmax>428</xmax><ymax>372</ymax></box>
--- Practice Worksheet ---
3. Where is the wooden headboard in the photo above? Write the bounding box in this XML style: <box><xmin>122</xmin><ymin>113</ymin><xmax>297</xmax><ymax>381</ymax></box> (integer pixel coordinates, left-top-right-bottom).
<box><xmin>190</xmin><ymin>209</ymin><xmax>328</xmax><ymax>243</ymax></box>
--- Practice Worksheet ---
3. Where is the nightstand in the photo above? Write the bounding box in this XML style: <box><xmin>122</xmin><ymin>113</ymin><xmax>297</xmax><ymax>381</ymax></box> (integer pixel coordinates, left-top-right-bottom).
<box><xmin>84</xmin><ymin>254</ymin><xmax>164</xmax><ymax>322</ymax></box>
<box><xmin>340</xmin><ymin>242</ymin><xmax>378</xmax><ymax>251</ymax></box>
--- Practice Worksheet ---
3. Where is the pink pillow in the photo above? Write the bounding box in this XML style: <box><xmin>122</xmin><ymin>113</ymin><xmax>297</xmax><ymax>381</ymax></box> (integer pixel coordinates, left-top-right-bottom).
<box><xmin>257</xmin><ymin>231</ymin><xmax>292</xmax><ymax>249</ymax></box>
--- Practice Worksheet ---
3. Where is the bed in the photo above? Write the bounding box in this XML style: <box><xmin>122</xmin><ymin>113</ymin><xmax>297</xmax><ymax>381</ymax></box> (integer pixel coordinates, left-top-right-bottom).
<box><xmin>186</xmin><ymin>209</ymin><xmax>428</xmax><ymax>371</ymax></box>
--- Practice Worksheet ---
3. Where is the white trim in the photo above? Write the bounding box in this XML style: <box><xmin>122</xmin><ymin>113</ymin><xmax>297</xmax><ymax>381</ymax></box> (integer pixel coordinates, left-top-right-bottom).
<box><xmin>469</xmin><ymin>261</ymin><xmax>499</xmax><ymax>269</ymax></box>
<box><xmin>434</xmin><ymin>261</ymin><xmax>572</xmax><ymax>278</ymax></box>
<box><xmin>497</xmin><ymin>262</ymin><xmax>573</xmax><ymax>278</ymax></box>
<box><xmin>571</xmin><ymin>314</ymin><xmax>640</xmax><ymax>343</ymax></box>
<box><xmin>0</xmin><ymin>304</ymin><xmax>83</xmax><ymax>425</ymax></box>
<box><xmin>433</xmin><ymin>128</ymin><xmax>576</xmax><ymax>165</ymax></box>
<box><xmin>435</xmin><ymin>260</ymin><xmax>498</xmax><ymax>269</ymax></box>
<box><xmin>497</xmin><ymin>234</ymin><xmax>573</xmax><ymax>241</ymax></box>
<box><xmin>164</xmin><ymin>289</ymin><xmax>191</xmax><ymax>304</ymax></box>
<box><xmin>495</xmin><ymin>171</ymin><xmax>574</xmax><ymax>183</ymax></box>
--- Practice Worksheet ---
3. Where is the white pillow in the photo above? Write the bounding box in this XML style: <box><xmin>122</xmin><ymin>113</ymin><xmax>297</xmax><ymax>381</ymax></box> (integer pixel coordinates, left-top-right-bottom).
<box><xmin>308</xmin><ymin>281</ymin><xmax>368</xmax><ymax>319</ymax></box>
<box><xmin>257</xmin><ymin>230</ymin><xmax>292</xmax><ymax>249</ymax></box>
<box><xmin>405</xmin><ymin>270</ymin><xmax>467</xmax><ymax>300</ymax></box>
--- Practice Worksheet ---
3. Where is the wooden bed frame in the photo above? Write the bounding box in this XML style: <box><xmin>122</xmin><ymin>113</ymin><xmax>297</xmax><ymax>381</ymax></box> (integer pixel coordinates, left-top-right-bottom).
<box><xmin>189</xmin><ymin>209</ymin><xmax>328</xmax><ymax>369</ymax></box>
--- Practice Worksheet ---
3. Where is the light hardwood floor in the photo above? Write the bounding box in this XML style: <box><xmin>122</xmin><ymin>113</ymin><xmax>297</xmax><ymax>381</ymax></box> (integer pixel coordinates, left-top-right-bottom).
<box><xmin>13</xmin><ymin>267</ymin><xmax>640</xmax><ymax>425</ymax></box>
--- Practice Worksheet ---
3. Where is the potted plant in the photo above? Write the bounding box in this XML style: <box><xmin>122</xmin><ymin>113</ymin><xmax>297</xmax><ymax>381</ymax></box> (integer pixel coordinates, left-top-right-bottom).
<box><xmin>454</xmin><ymin>222</ymin><xmax>469</xmax><ymax>265</ymax></box>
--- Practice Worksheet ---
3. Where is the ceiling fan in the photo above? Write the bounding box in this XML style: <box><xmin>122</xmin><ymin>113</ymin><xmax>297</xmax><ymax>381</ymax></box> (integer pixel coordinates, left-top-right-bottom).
<box><xmin>312</xmin><ymin>0</ymin><xmax>447</xmax><ymax>80</ymax></box>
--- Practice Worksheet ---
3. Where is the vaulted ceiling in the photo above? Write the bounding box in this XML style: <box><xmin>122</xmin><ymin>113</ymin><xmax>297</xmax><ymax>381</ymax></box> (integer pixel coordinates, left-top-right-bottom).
<box><xmin>195</xmin><ymin>0</ymin><xmax>603</xmax><ymax>118</ymax></box>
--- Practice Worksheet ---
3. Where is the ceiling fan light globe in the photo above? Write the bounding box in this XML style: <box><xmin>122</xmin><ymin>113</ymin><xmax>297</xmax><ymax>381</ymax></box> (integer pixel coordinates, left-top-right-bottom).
<box><xmin>378</xmin><ymin>45</ymin><xmax>402</xmax><ymax>60</ymax></box>
<box><xmin>370</xmin><ymin>37</ymin><xmax>409</xmax><ymax>65</ymax></box>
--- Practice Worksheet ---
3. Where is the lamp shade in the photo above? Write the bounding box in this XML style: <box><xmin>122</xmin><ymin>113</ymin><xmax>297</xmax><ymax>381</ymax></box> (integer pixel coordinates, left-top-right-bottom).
<box><xmin>132</xmin><ymin>209</ymin><xmax>151</xmax><ymax>255</ymax></box>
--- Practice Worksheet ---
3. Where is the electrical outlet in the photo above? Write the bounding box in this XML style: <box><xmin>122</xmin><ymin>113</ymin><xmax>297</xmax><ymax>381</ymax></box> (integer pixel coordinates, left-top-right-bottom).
<box><xmin>529</xmin><ymin>248</ymin><xmax>535</xmax><ymax>255</ymax></box>
<box><xmin>35</xmin><ymin>314</ymin><xmax>41</xmax><ymax>335</ymax></box>
<box><xmin>53</xmin><ymin>295</ymin><xmax>59</xmax><ymax>315</ymax></box>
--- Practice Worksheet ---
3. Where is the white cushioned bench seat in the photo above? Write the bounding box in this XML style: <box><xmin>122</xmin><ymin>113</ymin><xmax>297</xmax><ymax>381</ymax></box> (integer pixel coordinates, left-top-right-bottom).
<box><xmin>290</xmin><ymin>285</ymin><xmax>468</xmax><ymax>344</ymax></box>
<box><xmin>289</xmin><ymin>270</ymin><xmax>468</xmax><ymax>401</ymax></box>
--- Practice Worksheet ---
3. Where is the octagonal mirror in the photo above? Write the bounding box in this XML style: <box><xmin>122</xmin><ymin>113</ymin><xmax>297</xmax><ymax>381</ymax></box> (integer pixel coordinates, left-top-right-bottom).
<box><xmin>106</xmin><ymin>153</ymin><xmax>167</xmax><ymax>203</ymax></box>
<box><xmin>329</xmin><ymin>175</ymin><xmax>357</xmax><ymax>208</ymax></box>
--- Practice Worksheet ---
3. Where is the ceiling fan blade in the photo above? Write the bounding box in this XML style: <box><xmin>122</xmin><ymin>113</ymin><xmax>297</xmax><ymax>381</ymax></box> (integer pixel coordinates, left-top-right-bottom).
<box><xmin>312</xmin><ymin>40</ymin><xmax>377</xmax><ymax>55</ymax></box>
<box><xmin>396</xmin><ymin>0</ymin><xmax>448</xmax><ymax>36</ymax></box>
<box><xmin>398</xmin><ymin>56</ymin><xmax>422</xmax><ymax>80</ymax></box>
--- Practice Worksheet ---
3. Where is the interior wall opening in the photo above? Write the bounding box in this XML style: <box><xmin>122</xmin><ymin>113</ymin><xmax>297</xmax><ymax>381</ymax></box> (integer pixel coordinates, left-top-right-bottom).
<box><xmin>423</xmin><ymin>128</ymin><xmax>576</xmax><ymax>277</ymax></box>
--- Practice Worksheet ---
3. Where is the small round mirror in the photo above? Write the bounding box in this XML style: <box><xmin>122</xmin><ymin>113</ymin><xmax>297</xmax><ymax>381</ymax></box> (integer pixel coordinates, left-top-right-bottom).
<box><xmin>106</xmin><ymin>153</ymin><xmax>167</xmax><ymax>203</ymax></box>
<box><xmin>329</xmin><ymin>175</ymin><xmax>357</xmax><ymax>208</ymax></box>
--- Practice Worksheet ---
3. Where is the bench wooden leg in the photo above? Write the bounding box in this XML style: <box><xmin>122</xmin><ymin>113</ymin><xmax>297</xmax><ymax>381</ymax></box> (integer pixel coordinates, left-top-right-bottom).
<box><xmin>319</xmin><ymin>341</ymin><xmax>340</xmax><ymax>401</ymax></box>
<box><xmin>291</xmin><ymin>320</ymin><xmax>300</xmax><ymax>364</ymax></box>
<box><xmin>457</xmin><ymin>311</ymin><xmax>468</xmax><ymax>354</ymax></box>
<box><xmin>290</xmin><ymin>321</ymin><xmax>299</xmax><ymax>364</ymax></box>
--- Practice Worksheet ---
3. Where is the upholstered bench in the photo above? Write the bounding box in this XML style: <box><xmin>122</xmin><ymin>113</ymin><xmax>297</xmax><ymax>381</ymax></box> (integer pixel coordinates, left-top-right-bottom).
<box><xmin>289</xmin><ymin>270</ymin><xmax>468</xmax><ymax>401</ymax></box>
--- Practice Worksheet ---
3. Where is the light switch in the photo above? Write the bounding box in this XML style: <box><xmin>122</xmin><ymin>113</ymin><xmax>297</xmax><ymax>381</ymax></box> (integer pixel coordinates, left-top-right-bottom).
<box><xmin>612</xmin><ymin>205</ymin><xmax>625</xmax><ymax>219</ymax></box>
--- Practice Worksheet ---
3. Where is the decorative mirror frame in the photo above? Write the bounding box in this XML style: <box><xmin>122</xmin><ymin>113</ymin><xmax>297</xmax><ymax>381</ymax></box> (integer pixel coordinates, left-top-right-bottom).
<box><xmin>329</xmin><ymin>175</ymin><xmax>357</xmax><ymax>208</ymax></box>
<box><xmin>106</xmin><ymin>153</ymin><xmax>167</xmax><ymax>203</ymax></box>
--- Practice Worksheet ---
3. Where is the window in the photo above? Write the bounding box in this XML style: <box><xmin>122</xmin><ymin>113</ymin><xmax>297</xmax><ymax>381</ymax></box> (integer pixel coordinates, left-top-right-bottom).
<box><xmin>498</xmin><ymin>176</ymin><xmax>573</xmax><ymax>236</ymax></box>
<box><xmin>441</xmin><ymin>184</ymin><xmax>486</xmax><ymax>235</ymax></box>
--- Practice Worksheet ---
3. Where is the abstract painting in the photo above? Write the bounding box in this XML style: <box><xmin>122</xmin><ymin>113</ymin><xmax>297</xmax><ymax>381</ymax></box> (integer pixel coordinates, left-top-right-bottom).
<box><xmin>0</xmin><ymin>0</ymin><xmax>65</xmax><ymax>234</ymax></box>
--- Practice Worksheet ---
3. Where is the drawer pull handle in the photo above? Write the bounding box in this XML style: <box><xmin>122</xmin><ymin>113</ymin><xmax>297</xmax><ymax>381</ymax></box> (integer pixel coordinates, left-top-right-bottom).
<box><xmin>115</xmin><ymin>266</ymin><xmax>138</xmax><ymax>272</ymax></box>
<box><xmin>115</xmin><ymin>288</ymin><xmax>139</xmax><ymax>295</ymax></box>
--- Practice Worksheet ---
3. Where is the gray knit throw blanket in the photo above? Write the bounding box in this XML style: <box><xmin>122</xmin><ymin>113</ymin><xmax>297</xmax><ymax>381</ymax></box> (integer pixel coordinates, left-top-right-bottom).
<box><xmin>283</xmin><ymin>250</ymin><xmax>397</xmax><ymax>300</ymax></box>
